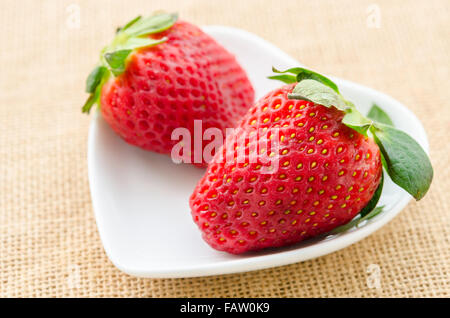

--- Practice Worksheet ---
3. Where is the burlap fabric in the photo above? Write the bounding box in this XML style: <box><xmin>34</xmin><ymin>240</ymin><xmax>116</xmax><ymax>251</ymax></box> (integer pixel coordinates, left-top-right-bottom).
<box><xmin>1</xmin><ymin>0</ymin><xmax>449</xmax><ymax>297</ymax></box>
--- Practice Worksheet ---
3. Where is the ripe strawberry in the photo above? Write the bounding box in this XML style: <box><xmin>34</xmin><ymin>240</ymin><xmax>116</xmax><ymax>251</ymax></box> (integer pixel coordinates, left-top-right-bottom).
<box><xmin>83</xmin><ymin>13</ymin><xmax>254</xmax><ymax>165</ymax></box>
<box><xmin>190</xmin><ymin>84</ymin><xmax>382</xmax><ymax>253</ymax></box>
<box><xmin>190</xmin><ymin>67</ymin><xmax>433</xmax><ymax>254</ymax></box>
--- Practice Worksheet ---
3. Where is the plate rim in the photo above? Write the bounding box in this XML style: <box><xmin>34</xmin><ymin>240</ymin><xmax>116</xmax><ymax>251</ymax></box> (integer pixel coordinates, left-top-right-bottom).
<box><xmin>87</xmin><ymin>25</ymin><xmax>429</xmax><ymax>278</ymax></box>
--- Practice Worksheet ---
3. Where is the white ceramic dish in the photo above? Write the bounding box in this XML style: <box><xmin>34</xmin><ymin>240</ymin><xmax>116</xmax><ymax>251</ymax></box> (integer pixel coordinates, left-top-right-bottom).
<box><xmin>88</xmin><ymin>26</ymin><xmax>429</xmax><ymax>278</ymax></box>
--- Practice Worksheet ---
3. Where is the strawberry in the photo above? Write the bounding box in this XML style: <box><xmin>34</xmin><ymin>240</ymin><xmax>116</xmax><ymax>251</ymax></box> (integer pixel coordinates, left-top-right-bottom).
<box><xmin>82</xmin><ymin>13</ymin><xmax>254</xmax><ymax>165</ymax></box>
<box><xmin>190</xmin><ymin>67</ymin><xmax>433</xmax><ymax>254</ymax></box>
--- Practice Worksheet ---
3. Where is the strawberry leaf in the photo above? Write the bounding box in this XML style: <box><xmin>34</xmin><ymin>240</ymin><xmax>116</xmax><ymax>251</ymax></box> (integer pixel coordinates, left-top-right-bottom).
<box><xmin>119</xmin><ymin>36</ymin><xmax>167</xmax><ymax>51</ymax></box>
<box><xmin>342</xmin><ymin>108</ymin><xmax>373</xmax><ymax>135</ymax></box>
<box><xmin>85</xmin><ymin>66</ymin><xmax>107</xmax><ymax>94</ymax></box>
<box><xmin>295</xmin><ymin>69</ymin><xmax>339</xmax><ymax>94</ymax></box>
<box><xmin>371</xmin><ymin>124</ymin><xmax>433</xmax><ymax>200</ymax></box>
<box><xmin>124</xmin><ymin>12</ymin><xmax>178</xmax><ymax>37</ymax></box>
<box><xmin>82</xmin><ymin>68</ymin><xmax>109</xmax><ymax>114</ymax></box>
<box><xmin>267</xmin><ymin>74</ymin><xmax>297</xmax><ymax>84</ymax></box>
<box><xmin>287</xmin><ymin>79</ymin><xmax>349</xmax><ymax>111</ymax></box>
<box><xmin>82</xmin><ymin>93</ymin><xmax>97</xmax><ymax>114</ymax></box>
<box><xmin>367</xmin><ymin>103</ymin><xmax>394</xmax><ymax>126</ymax></box>
<box><xmin>83</xmin><ymin>65</ymin><xmax>109</xmax><ymax>113</ymax></box>
<box><xmin>104</xmin><ymin>49</ymin><xmax>132</xmax><ymax>76</ymax></box>
<box><xmin>271</xmin><ymin>66</ymin><xmax>339</xmax><ymax>93</ymax></box>
<box><xmin>121</xmin><ymin>15</ymin><xmax>142</xmax><ymax>32</ymax></box>
<box><xmin>103</xmin><ymin>37</ymin><xmax>167</xmax><ymax>76</ymax></box>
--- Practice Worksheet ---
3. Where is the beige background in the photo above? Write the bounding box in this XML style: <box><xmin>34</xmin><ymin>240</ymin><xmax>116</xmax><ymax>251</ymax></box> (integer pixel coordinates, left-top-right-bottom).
<box><xmin>1</xmin><ymin>0</ymin><xmax>449</xmax><ymax>297</ymax></box>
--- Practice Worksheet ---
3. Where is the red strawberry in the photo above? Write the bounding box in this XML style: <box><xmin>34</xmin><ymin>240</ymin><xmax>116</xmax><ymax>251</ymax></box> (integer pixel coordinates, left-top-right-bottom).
<box><xmin>189</xmin><ymin>67</ymin><xmax>433</xmax><ymax>254</ymax></box>
<box><xmin>190</xmin><ymin>84</ymin><xmax>382</xmax><ymax>253</ymax></box>
<box><xmin>83</xmin><ymin>13</ymin><xmax>254</xmax><ymax>165</ymax></box>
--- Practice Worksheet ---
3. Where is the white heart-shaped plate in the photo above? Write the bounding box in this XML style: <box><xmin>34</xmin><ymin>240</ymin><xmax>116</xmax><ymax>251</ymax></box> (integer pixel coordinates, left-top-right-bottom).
<box><xmin>88</xmin><ymin>26</ymin><xmax>429</xmax><ymax>278</ymax></box>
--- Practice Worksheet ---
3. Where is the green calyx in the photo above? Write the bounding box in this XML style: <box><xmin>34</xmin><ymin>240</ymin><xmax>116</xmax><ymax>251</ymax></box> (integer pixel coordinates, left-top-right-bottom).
<box><xmin>269</xmin><ymin>67</ymin><xmax>433</xmax><ymax>203</ymax></box>
<box><xmin>82</xmin><ymin>12</ymin><xmax>178</xmax><ymax>114</ymax></box>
